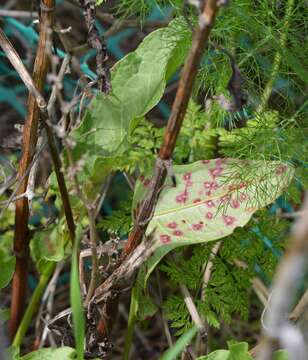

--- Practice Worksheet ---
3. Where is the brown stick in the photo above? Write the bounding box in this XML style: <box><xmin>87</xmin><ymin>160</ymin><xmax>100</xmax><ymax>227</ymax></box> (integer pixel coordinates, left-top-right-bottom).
<box><xmin>95</xmin><ymin>0</ymin><xmax>222</xmax><ymax>338</ymax></box>
<box><xmin>9</xmin><ymin>0</ymin><xmax>55</xmax><ymax>340</ymax></box>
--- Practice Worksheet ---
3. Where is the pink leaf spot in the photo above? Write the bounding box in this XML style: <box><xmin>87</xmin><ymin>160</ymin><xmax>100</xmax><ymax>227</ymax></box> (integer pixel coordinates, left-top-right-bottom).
<box><xmin>239</xmin><ymin>182</ymin><xmax>247</xmax><ymax>189</ymax></box>
<box><xmin>276</xmin><ymin>164</ymin><xmax>288</xmax><ymax>175</ymax></box>
<box><xmin>176</xmin><ymin>192</ymin><xmax>188</xmax><ymax>203</ymax></box>
<box><xmin>205</xmin><ymin>200</ymin><xmax>215</xmax><ymax>208</ymax></box>
<box><xmin>173</xmin><ymin>230</ymin><xmax>183</xmax><ymax>236</ymax></box>
<box><xmin>204</xmin><ymin>181</ymin><xmax>218</xmax><ymax>190</ymax></box>
<box><xmin>216</xmin><ymin>158</ymin><xmax>227</xmax><ymax>166</ymax></box>
<box><xmin>206</xmin><ymin>212</ymin><xmax>213</xmax><ymax>219</ymax></box>
<box><xmin>183</xmin><ymin>172</ymin><xmax>192</xmax><ymax>181</ymax></box>
<box><xmin>210</xmin><ymin>167</ymin><xmax>223</xmax><ymax>178</ymax></box>
<box><xmin>167</xmin><ymin>222</ymin><xmax>177</xmax><ymax>229</ymax></box>
<box><xmin>240</xmin><ymin>193</ymin><xmax>248</xmax><ymax>201</ymax></box>
<box><xmin>143</xmin><ymin>179</ymin><xmax>151</xmax><ymax>187</ymax></box>
<box><xmin>223</xmin><ymin>215</ymin><xmax>236</xmax><ymax>226</ymax></box>
<box><xmin>192</xmin><ymin>223</ymin><xmax>204</xmax><ymax>230</ymax></box>
<box><xmin>219</xmin><ymin>195</ymin><xmax>231</xmax><ymax>204</ymax></box>
<box><xmin>231</xmin><ymin>199</ymin><xmax>240</xmax><ymax>209</ymax></box>
<box><xmin>185</xmin><ymin>180</ymin><xmax>193</xmax><ymax>187</ymax></box>
<box><xmin>160</xmin><ymin>234</ymin><xmax>171</xmax><ymax>244</ymax></box>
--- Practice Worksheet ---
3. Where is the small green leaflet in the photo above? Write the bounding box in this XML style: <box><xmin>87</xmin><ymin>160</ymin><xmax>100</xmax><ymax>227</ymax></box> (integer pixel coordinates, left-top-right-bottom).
<box><xmin>134</xmin><ymin>158</ymin><xmax>294</xmax><ymax>287</ymax></box>
<box><xmin>0</xmin><ymin>248</ymin><xmax>15</xmax><ymax>289</ymax></box>
<box><xmin>72</xmin><ymin>18</ymin><xmax>190</xmax><ymax>156</ymax></box>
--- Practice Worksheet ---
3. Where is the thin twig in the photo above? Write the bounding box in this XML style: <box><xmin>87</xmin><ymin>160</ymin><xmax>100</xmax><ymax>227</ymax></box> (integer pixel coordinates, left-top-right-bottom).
<box><xmin>0</xmin><ymin>142</ymin><xmax>47</xmax><ymax>216</ymax></box>
<box><xmin>201</xmin><ymin>241</ymin><xmax>222</xmax><ymax>299</ymax></box>
<box><xmin>79</xmin><ymin>0</ymin><xmax>110</xmax><ymax>92</ymax></box>
<box><xmin>289</xmin><ymin>289</ymin><xmax>308</xmax><ymax>323</ymax></box>
<box><xmin>180</xmin><ymin>283</ymin><xmax>207</xmax><ymax>338</ymax></box>
<box><xmin>70</xmin><ymin>19</ymin><xmax>166</xmax><ymax>55</ymax></box>
<box><xmin>0</xmin><ymin>9</ymin><xmax>38</xmax><ymax>18</ymax></box>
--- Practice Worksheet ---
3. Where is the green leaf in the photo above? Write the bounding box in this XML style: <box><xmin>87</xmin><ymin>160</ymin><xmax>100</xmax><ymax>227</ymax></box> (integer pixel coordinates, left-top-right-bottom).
<box><xmin>30</xmin><ymin>220</ymin><xmax>71</xmax><ymax>273</ymax></box>
<box><xmin>0</xmin><ymin>248</ymin><xmax>15</xmax><ymax>289</ymax></box>
<box><xmin>19</xmin><ymin>347</ymin><xmax>77</xmax><ymax>359</ymax></box>
<box><xmin>136</xmin><ymin>291</ymin><xmax>158</xmax><ymax>321</ymax></box>
<box><xmin>135</xmin><ymin>159</ymin><xmax>293</xmax><ymax>248</ymax></box>
<box><xmin>196</xmin><ymin>343</ymin><xmax>290</xmax><ymax>360</ymax></box>
<box><xmin>196</xmin><ymin>342</ymin><xmax>252</xmax><ymax>360</ymax></box>
<box><xmin>70</xmin><ymin>228</ymin><xmax>85</xmax><ymax>360</ymax></box>
<box><xmin>72</xmin><ymin>18</ymin><xmax>190</xmax><ymax>156</ymax></box>
<box><xmin>0</xmin><ymin>308</ymin><xmax>9</xmax><ymax>324</ymax></box>
<box><xmin>134</xmin><ymin>159</ymin><xmax>293</xmax><ymax>288</ymax></box>
<box><xmin>274</xmin><ymin>350</ymin><xmax>290</xmax><ymax>360</ymax></box>
<box><xmin>159</xmin><ymin>325</ymin><xmax>198</xmax><ymax>360</ymax></box>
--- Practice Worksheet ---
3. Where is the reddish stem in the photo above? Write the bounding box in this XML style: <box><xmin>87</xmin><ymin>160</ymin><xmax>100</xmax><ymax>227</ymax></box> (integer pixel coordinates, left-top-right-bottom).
<box><xmin>9</xmin><ymin>0</ymin><xmax>55</xmax><ymax>340</ymax></box>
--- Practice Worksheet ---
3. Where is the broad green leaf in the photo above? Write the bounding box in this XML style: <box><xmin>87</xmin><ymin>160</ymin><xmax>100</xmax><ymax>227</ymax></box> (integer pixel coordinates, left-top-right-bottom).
<box><xmin>72</xmin><ymin>19</ymin><xmax>190</xmax><ymax>156</ymax></box>
<box><xmin>134</xmin><ymin>158</ymin><xmax>293</xmax><ymax>248</ymax></box>
<box><xmin>19</xmin><ymin>347</ymin><xmax>77</xmax><ymax>359</ymax></box>
<box><xmin>134</xmin><ymin>159</ymin><xmax>293</xmax><ymax>288</ymax></box>
<box><xmin>0</xmin><ymin>248</ymin><xmax>15</xmax><ymax>289</ymax></box>
<box><xmin>70</xmin><ymin>227</ymin><xmax>85</xmax><ymax>360</ymax></box>
<box><xmin>196</xmin><ymin>343</ymin><xmax>290</xmax><ymax>360</ymax></box>
<box><xmin>30</xmin><ymin>219</ymin><xmax>71</xmax><ymax>273</ymax></box>
<box><xmin>274</xmin><ymin>350</ymin><xmax>290</xmax><ymax>360</ymax></box>
<box><xmin>159</xmin><ymin>325</ymin><xmax>198</xmax><ymax>360</ymax></box>
<box><xmin>196</xmin><ymin>342</ymin><xmax>252</xmax><ymax>360</ymax></box>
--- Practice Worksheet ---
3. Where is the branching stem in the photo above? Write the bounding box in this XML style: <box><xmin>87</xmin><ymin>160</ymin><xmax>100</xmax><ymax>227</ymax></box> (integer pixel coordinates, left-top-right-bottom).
<box><xmin>95</xmin><ymin>0</ymin><xmax>223</xmax><ymax>339</ymax></box>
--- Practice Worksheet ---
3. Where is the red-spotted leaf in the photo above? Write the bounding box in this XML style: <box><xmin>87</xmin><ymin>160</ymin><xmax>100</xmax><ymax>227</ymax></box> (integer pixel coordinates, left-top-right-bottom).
<box><xmin>133</xmin><ymin>158</ymin><xmax>293</xmax><ymax>249</ymax></box>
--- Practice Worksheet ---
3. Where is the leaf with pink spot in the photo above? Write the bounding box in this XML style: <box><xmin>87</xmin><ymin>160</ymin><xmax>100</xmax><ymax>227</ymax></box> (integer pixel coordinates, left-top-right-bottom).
<box><xmin>132</xmin><ymin>158</ymin><xmax>294</xmax><ymax>251</ymax></box>
<box><xmin>133</xmin><ymin>158</ymin><xmax>294</xmax><ymax>291</ymax></box>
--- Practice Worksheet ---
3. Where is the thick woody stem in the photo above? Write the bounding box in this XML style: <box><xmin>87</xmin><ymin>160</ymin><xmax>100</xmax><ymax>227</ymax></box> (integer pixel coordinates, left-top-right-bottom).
<box><xmin>9</xmin><ymin>0</ymin><xmax>55</xmax><ymax>340</ymax></box>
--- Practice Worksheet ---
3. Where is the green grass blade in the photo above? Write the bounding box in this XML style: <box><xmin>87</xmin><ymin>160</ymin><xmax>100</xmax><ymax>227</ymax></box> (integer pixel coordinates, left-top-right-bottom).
<box><xmin>70</xmin><ymin>237</ymin><xmax>85</xmax><ymax>360</ymax></box>
<box><xmin>159</xmin><ymin>326</ymin><xmax>198</xmax><ymax>360</ymax></box>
